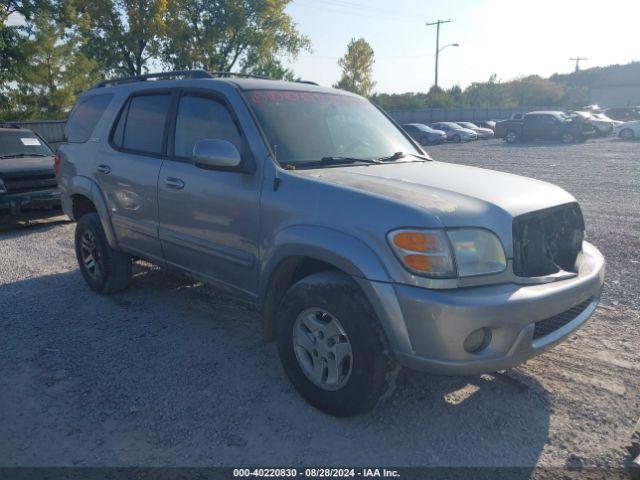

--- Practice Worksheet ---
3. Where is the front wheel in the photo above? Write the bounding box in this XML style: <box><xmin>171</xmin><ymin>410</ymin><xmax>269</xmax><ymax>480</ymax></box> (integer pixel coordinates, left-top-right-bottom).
<box><xmin>277</xmin><ymin>271</ymin><xmax>399</xmax><ymax>416</ymax></box>
<box><xmin>451</xmin><ymin>134</ymin><xmax>462</xmax><ymax>143</ymax></box>
<box><xmin>505</xmin><ymin>130</ymin><xmax>518</xmax><ymax>143</ymax></box>
<box><xmin>75</xmin><ymin>213</ymin><xmax>132</xmax><ymax>294</ymax></box>
<box><xmin>620</xmin><ymin>128</ymin><xmax>635</xmax><ymax>141</ymax></box>
<box><xmin>561</xmin><ymin>132</ymin><xmax>576</xmax><ymax>144</ymax></box>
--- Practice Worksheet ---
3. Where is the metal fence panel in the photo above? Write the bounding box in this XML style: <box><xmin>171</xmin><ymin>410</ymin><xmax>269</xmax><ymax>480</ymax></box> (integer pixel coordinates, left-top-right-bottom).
<box><xmin>386</xmin><ymin>106</ymin><xmax>558</xmax><ymax>124</ymax></box>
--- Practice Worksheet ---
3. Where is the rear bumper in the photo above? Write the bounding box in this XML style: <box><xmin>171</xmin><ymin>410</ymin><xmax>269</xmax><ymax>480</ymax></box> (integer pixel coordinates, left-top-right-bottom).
<box><xmin>362</xmin><ymin>241</ymin><xmax>605</xmax><ymax>376</ymax></box>
<box><xmin>0</xmin><ymin>189</ymin><xmax>61</xmax><ymax>219</ymax></box>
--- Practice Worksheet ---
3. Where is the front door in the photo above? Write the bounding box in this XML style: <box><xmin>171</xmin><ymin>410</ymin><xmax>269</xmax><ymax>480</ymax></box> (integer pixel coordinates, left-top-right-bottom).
<box><xmin>96</xmin><ymin>90</ymin><xmax>173</xmax><ymax>261</ymax></box>
<box><xmin>158</xmin><ymin>91</ymin><xmax>261</xmax><ymax>299</ymax></box>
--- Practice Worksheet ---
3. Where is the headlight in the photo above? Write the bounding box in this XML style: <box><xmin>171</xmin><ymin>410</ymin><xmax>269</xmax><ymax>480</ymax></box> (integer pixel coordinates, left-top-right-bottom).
<box><xmin>447</xmin><ymin>229</ymin><xmax>507</xmax><ymax>276</ymax></box>
<box><xmin>0</xmin><ymin>178</ymin><xmax>6</xmax><ymax>194</ymax></box>
<box><xmin>388</xmin><ymin>228</ymin><xmax>506</xmax><ymax>278</ymax></box>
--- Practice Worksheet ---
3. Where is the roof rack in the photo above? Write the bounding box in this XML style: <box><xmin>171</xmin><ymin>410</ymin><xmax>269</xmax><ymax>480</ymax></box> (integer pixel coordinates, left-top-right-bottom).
<box><xmin>90</xmin><ymin>69</ymin><xmax>272</xmax><ymax>89</ymax></box>
<box><xmin>295</xmin><ymin>80</ymin><xmax>319</xmax><ymax>86</ymax></box>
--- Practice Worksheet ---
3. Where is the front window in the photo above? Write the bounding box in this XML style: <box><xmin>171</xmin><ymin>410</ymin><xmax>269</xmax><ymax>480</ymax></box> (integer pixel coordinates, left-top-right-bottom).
<box><xmin>0</xmin><ymin>130</ymin><xmax>53</xmax><ymax>158</ymax></box>
<box><xmin>246</xmin><ymin>90</ymin><xmax>420</xmax><ymax>167</ymax></box>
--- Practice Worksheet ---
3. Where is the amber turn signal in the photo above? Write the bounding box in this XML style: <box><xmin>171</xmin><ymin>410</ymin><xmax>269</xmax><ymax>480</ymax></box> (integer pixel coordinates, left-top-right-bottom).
<box><xmin>392</xmin><ymin>232</ymin><xmax>440</xmax><ymax>252</ymax></box>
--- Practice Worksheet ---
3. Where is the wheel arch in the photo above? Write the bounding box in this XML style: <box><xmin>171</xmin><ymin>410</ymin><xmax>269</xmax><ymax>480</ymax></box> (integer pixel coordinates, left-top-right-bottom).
<box><xmin>66</xmin><ymin>176</ymin><xmax>118</xmax><ymax>249</ymax></box>
<box><xmin>259</xmin><ymin>225</ymin><xmax>392</xmax><ymax>342</ymax></box>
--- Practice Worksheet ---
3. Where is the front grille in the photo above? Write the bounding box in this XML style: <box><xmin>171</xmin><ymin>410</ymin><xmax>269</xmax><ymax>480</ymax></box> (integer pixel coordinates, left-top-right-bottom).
<box><xmin>533</xmin><ymin>298</ymin><xmax>593</xmax><ymax>340</ymax></box>
<box><xmin>2</xmin><ymin>172</ymin><xmax>57</xmax><ymax>194</ymax></box>
<box><xmin>513</xmin><ymin>203</ymin><xmax>584</xmax><ymax>277</ymax></box>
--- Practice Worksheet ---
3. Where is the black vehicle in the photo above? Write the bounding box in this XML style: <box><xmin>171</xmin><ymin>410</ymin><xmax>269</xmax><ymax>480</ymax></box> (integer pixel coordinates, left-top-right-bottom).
<box><xmin>603</xmin><ymin>107</ymin><xmax>640</xmax><ymax>122</ymax></box>
<box><xmin>494</xmin><ymin>111</ymin><xmax>597</xmax><ymax>144</ymax></box>
<box><xmin>401</xmin><ymin>123</ymin><xmax>447</xmax><ymax>146</ymax></box>
<box><xmin>0</xmin><ymin>125</ymin><xmax>60</xmax><ymax>220</ymax></box>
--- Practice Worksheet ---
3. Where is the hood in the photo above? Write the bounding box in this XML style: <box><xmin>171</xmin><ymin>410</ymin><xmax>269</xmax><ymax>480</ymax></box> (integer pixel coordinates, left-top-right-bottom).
<box><xmin>454</xmin><ymin>127</ymin><xmax>476</xmax><ymax>135</ymax></box>
<box><xmin>0</xmin><ymin>155</ymin><xmax>55</xmax><ymax>176</ymax></box>
<box><xmin>474</xmin><ymin>127</ymin><xmax>494</xmax><ymax>134</ymax></box>
<box><xmin>296</xmin><ymin>160</ymin><xmax>575</xmax><ymax>229</ymax></box>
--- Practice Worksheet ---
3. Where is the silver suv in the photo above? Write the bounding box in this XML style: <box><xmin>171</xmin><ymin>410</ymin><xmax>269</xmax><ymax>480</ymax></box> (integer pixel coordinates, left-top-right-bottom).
<box><xmin>57</xmin><ymin>70</ymin><xmax>605</xmax><ymax>416</ymax></box>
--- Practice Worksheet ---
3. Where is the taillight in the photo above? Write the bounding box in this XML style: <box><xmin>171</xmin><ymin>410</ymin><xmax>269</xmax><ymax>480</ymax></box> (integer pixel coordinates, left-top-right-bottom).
<box><xmin>54</xmin><ymin>151</ymin><xmax>61</xmax><ymax>176</ymax></box>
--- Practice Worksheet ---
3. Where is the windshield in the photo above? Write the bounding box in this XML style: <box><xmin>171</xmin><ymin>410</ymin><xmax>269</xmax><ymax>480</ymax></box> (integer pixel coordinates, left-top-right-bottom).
<box><xmin>247</xmin><ymin>90</ymin><xmax>420</xmax><ymax>166</ymax></box>
<box><xmin>0</xmin><ymin>131</ymin><xmax>53</xmax><ymax>158</ymax></box>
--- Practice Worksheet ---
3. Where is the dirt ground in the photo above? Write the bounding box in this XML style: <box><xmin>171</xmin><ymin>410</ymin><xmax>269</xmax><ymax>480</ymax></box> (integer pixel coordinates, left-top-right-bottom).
<box><xmin>0</xmin><ymin>137</ymin><xmax>638</xmax><ymax>470</ymax></box>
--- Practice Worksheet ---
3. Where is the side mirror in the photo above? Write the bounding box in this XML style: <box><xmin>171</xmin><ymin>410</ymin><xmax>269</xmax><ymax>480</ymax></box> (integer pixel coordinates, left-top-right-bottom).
<box><xmin>192</xmin><ymin>139</ymin><xmax>241</xmax><ymax>169</ymax></box>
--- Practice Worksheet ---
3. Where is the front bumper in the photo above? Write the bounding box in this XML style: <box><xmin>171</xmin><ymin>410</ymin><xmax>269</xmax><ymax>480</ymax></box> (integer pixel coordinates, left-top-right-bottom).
<box><xmin>363</xmin><ymin>241</ymin><xmax>605</xmax><ymax>375</ymax></box>
<box><xmin>0</xmin><ymin>189</ymin><xmax>62</xmax><ymax>219</ymax></box>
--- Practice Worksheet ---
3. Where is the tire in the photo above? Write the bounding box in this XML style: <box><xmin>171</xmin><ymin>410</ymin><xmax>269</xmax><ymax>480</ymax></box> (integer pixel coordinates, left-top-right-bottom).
<box><xmin>420</xmin><ymin>136</ymin><xmax>430</xmax><ymax>146</ymax></box>
<box><xmin>620</xmin><ymin>128</ymin><xmax>635</xmax><ymax>141</ymax></box>
<box><xmin>452</xmin><ymin>134</ymin><xmax>461</xmax><ymax>143</ymax></box>
<box><xmin>505</xmin><ymin>130</ymin><xmax>518</xmax><ymax>143</ymax></box>
<box><xmin>277</xmin><ymin>271</ymin><xmax>399</xmax><ymax>417</ymax></box>
<box><xmin>561</xmin><ymin>132</ymin><xmax>575</xmax><ymax>144</ymax></box>
<box><xmin>75</xmin><ymin>213</ymin><xmax>132</xmax><ymax>294</ymax></box>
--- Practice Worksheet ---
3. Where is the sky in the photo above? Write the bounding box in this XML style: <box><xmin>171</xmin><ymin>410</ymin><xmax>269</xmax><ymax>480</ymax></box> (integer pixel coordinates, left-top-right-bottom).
<box><xmin>285</xmin><ymin>0</ymin><xmax>640</xmax><ymax>93</ymax></box>
<box><xmin>7</xmin><ymin>0</ymin><xmax>639</xmax><ymax>94</ymax></box>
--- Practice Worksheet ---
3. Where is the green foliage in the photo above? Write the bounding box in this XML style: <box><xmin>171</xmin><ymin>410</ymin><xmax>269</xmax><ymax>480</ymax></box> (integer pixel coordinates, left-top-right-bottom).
<box><xmin>161</xmin><ymin>0</ymin><xmax>309</xmax><ymax>75</ymax></box>
<box><xmin>71</xmin><ymin>0</ymin><xmax>169</xmax><ymax>76</ymax></box>
<box><xmin>372</xmin><ymin>74</ymin><xmax>590</xmax><ymax>111</ymax></box>
<box><xmin>334</xmin><ymin>37</ymin><xmax>375</xmax><ymax>98</ymax></box>
<box><xmin>1</xmin><ymin>6</ymin><xmax>100</xmax><ymax>120</ymax></box>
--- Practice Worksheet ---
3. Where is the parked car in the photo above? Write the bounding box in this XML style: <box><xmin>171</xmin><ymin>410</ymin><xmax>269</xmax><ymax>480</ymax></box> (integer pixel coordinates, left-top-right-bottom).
<box><xmin>568</xmin><ymin>111</ymin><xmax>615</xmax><ymax>136</ymax></box>
<box><xmin>604</xmin><ymin>107</ymin><xmax>640</xmax><ymax>122</ymax></box>
<box><xmin>495</xmin><ymin>111</ymin><xmax>596</xmax><ymax>144</ymax></box>
<box><xmin>57</xmin><ymin>70</ymin><xmax>605</xmax><ymax>417</ymax></box>
<box><xmin>455</xmin><ymin>122</ymin><xmax>495</xmax><ymax>139</ymax></box>
<box><xmin>401</xmin><ymin>123</ymin><xmax>446</xmax><ymax>145</ymax></box>
<box><xmin>430</xmin><ymin>122</ymin><xmax>477</xmax><ymax>142</ymax></box>
<box><xmin>614</xmin><ymin>120</ymin><xmax>640</xmax><ymax>140</ymax></box>
<box><xmin>477</xmin><ymin>120</ymin><xmax>497</xmax><ymax>132</ymax></box>
<box><xmin>0</xmin><ymin>124</ymin><xmax>60</xmax><ymax>220</ymax></box>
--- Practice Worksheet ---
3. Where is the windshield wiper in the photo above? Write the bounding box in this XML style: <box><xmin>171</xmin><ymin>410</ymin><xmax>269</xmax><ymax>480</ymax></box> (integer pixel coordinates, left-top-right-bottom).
<box><xmin>0</xmin><ymin>153</ymin><xmax>48</xmax><ymax>159</ymax></box>
<box><xmin>377</xmin><ymin>151</ymin><xmax>432</xmax><ymax>162</ymax></box>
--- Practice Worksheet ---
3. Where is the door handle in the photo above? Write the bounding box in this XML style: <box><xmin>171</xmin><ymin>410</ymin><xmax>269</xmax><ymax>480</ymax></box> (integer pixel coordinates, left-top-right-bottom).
<box><xmin>96</xmin><ymin>164</ymin><xmax>111</xmax><ymax>174</ymax></box>
<box><xmin>164</xmin><ymin>177</ymin><xmax>185</xmax><ymax>190</ymax></box>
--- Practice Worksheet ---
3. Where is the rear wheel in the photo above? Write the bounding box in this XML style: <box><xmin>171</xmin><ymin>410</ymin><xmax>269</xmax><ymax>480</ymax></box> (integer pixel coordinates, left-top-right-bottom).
<box><xmin>277</xmin><ymin>271</ymin><xmax>398</xmax><ymax>416</ymax></box>
<box><xmin>620</xmin><ymin>128</ymin><xmax>635</xmax><ymax>141</ymax></box>
<box><xmin>505</xmin><ymin>130</ymin><xmax>518</xmax><ymax>143</ymax></box>
<box><xmin>75</xmin><ymin>213</ymin><xmax>131</xmax><ymax>294</ymax></box>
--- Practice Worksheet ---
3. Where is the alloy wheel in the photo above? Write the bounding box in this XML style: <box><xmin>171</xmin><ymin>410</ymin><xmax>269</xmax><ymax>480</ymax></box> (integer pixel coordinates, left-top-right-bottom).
<box><xmin>292</xmin><ymin>308</ymin><xmax>353</xmax><ymax>391</ymax></box>
<box><xmin>80</xmin><ymin>230</ymin><xmax>102</xmax><ymax>279</ymax></box>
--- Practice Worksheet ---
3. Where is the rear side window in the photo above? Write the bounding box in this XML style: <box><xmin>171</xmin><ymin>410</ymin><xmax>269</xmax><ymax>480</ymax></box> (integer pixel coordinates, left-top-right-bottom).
<box><xmin>173</xmin><ymin>95</ymin><xmax>242</xmax><ymax>158</ymax></box>
<box><xmin>112</xmin><ymin>93</ymin><xmax>171</xmax><ymax>155</ymax></box>
<box><xmin>64</xmin><ymin>94</ymin><xmax>113</xmax><ymax>143</ymax></box>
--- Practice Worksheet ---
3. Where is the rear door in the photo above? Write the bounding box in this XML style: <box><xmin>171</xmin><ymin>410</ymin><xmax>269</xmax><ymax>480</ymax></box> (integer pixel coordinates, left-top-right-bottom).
<box><xmin>97</xmin><ymin>89</ymin><xmax>173</xmax><ymax>261</ymax></box>
<box><xmin>157</xmin><ymin>89</ymin><xmax>261</xmax><ymax>298</ymax></box>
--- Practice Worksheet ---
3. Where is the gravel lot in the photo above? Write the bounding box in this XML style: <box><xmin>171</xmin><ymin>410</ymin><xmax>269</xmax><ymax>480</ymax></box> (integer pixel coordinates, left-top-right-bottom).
<box><xmin>0</xmin><ymin>137</ymin><xmax>638</xmax><ymax>470</ymax></box>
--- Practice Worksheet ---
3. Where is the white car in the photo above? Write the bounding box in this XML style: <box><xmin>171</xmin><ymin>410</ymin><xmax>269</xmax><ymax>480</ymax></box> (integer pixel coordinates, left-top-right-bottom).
<box><xmin>455</xmin><ymin>122</ymin><xmax>495</xmax><ymax>139</ymax></box>
<box><xmin>569</xmin><ymin>111</ymin><xmax>616</xmax><ymax>136</ymax></box>
<box><xmin>614</xmin><ymin>121</ymin><xmax>640</xmax><ymax>140</ymax></box>
<box><xmin>431</xmin><ymin>122</ymin><xmax>478</xmax><ymax>142</ymax></box>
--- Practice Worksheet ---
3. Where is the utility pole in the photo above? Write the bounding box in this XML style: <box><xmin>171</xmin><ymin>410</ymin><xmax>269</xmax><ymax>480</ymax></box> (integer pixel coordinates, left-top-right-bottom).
<box><xmin>570</xmin><ymin>57</ymin><xmax>587</xmax><ymax>73</ymax></box>
<box><xmin>426</xmin><ymin>19</ymin><xmax>451</xmax><ymax>89</ymax></box>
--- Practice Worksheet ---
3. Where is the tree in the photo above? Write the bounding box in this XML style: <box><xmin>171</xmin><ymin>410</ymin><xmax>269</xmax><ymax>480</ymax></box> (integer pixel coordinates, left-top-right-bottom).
<box><xmin>161</xmin><ymin>0</ymin><xmax>309</xmax><ymax>76</ymax></box>
<box><xmin>72</xmin><ymin>0</ymin><xmax>168</xmax><ymax>76</ymax></box>
<box><xmin>334</xmin><ymin>37</ymin><xmax>375</xmax><ymax>97</ymax></box>
<box><xmin>3</xmin><ymin>6</ymin><xmax>99</xmax><ymax>119</ymax></box>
